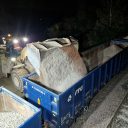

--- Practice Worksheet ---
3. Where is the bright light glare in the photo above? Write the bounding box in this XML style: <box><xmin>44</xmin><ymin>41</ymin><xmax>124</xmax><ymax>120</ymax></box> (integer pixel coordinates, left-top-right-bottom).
<box><xmin>8</xmin><ymin>34</ymin><xmax>11</xmax><ymax>37</ymax></box>
<box><xmin>13</xmin><ymin>39</ymin><xmax>19</xmax><ymax>44</ymax></box>
<box><xmin>23</xmin><ymin>37</ymin><xmax>28</xmax><ymax>42</ymax></box>
<box><xmin>2</xmin><ymin>37</ymin><xmax>5</xmax><ymax>40</ymax></box>
<box><xmin>11</xmin><ymin>57</ymin><xmax>16</xmax><ymax>62</ymax></box>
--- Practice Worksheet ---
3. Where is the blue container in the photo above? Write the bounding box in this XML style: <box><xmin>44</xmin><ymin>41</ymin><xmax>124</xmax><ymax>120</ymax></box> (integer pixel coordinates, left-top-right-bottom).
<box><xmin>0</xmin><ymin>87</ymin><xmax>42</xmax><ymax>128</ymax></box>
<box><xmin>22</xmin><ymin>48</ymin><xmax>128</xmax><ymax>128</ymax></box>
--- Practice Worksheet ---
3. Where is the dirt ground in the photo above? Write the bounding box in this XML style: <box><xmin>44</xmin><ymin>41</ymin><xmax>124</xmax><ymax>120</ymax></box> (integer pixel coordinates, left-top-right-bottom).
<box><xmin>0</xmin><ymin>77</ymin><xmax>23</xmax><ymax>97</ymax></box>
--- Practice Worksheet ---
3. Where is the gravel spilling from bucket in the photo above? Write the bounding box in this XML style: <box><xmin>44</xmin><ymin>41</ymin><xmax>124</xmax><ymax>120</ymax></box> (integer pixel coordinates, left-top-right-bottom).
<box><xmin>0</xmin><ymin>112</ymin><xmax>25</xmax><ymax>128</ymax></box>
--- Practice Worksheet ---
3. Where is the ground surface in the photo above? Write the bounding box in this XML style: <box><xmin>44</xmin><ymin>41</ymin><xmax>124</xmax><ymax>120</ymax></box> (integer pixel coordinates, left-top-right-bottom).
<box><xmin>0</xmin><ymin>77</ymin><xmax>23</xmax><ymax>97</ymax></box>
<box><xmin>0</xmin><ymin>68</ymin><xmax>128</xmax><ymax>128</ymax></box>
<box><xmin>108</xmin><ymin>92</ymin><xmax>128</xmax><ymax>128</ymax></box>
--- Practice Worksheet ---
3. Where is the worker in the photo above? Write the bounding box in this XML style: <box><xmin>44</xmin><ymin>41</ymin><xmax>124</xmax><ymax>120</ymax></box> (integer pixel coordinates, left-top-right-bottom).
<box><xmin>5</xmin><ymin>34</ymin><xmax>13</xmax><ymax>57</ymax></box>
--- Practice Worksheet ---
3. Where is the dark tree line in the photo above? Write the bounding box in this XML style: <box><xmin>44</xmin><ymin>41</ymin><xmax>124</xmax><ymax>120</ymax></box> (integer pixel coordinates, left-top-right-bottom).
<box><xmin>0</xmin><ymin>0</ymin><xmax>128</xmax><ymax>50</ymax></box>
<box><xmin>46</xmin><ymin>0</ymin><xmax>128</xmax><ymax>51</ymax></box>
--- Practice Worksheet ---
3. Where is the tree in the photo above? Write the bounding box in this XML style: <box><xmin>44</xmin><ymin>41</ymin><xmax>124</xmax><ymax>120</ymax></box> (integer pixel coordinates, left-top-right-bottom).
<box><xmin>87</xmin><ymin>0</ymin><xmax>128</xmax><ymax>45</ymax></box>
<box><xmin>47</xmin><ymin>0</ymin><xmax>128</xmax><ymax>51</ymax></box>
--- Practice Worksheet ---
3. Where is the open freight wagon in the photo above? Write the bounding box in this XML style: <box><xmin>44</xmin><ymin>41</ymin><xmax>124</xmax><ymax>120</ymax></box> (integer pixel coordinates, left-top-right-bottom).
<box><xmin>0</xmin><ymin>87</ymin><xmax>42</xmax><ymax>128</ymax></box>
<box><xmin>22</xmin><ymin>44</ymin><xmax>128</xmax><ymax>128</ymax></box>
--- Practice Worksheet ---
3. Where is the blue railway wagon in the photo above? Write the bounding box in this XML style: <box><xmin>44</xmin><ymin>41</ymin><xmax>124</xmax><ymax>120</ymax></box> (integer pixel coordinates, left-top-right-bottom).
<box><xmin>0</xmin><ymin>87</ymin><xmax>42</xmax><ymax>128</ymax></box>
<box><xmin>22</xmin><ymin>48</ymin><xmax>128</xmax><ymax>128</ymax></box>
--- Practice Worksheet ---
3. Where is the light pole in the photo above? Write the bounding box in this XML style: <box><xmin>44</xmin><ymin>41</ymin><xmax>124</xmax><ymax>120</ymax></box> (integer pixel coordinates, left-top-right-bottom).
<box><xmin>109</xmin><ymin>0</ymin><xmax>112</xmax><ymax>27</ymax></box>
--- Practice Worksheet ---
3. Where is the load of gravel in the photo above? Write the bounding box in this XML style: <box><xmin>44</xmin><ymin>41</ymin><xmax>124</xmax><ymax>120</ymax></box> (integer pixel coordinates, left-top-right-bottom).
<box><xmin>102</xmin><ymin>44</ymin><xmax>122</xmax><ymax>63</ymax></box>
<box><xmin>82</xmin><ymin>44</ymin><xmax>123</xmax><ymax>71</ymax></box>
<box><xmin>0</xmin><ymin>93</ymin><xmax>35</xmax><ymax>128</ymax></box>
<box><xmin>27</xmin><ymin>42</ymin><xmax>87</xmax><ymax>92</ymax></box>
<box><xmin>39</xmin><ymin>45</ymin><xmax>87</xmax><ymax>92</ymax></box>
<box><xmin>82</xmin><ymin>45</ymin><xmax>106</xmax><ymax>71</ymax></box>
<box><xmin>0</xmin><ymin>111</ymin><xmax>25</xmax><ymax>128</ymax></box>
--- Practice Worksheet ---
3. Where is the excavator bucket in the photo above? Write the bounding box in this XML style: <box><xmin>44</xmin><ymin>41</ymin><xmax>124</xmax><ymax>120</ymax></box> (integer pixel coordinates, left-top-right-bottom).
<box><xmin>26</xmin><ymin>37</ymin><xmax>79</xmax><ymax>76</ymax></box>
<box><xmin>26</xmin><ymin>37</ymin><xmax>87</xmax><ymax>92</ymax></box>
<box><xmin>25</xmin><ymin>36</ymin><xmax>124</xmax><ymax>93</ymax></box>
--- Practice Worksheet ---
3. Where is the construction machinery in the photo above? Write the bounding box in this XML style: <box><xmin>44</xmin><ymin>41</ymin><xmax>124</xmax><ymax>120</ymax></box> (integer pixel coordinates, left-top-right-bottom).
<box><xmin>0</xmin><ymin>34</ymin><xmax>31</xmax><ymax>92</ymax></box>
<box><xmin>0</xmin><ymin>34</ymin><xmax>121</xmax><ymax>93</ymax></box>
<box><xmin>0</xmin><ymin>36</ymin><xmax>79</xmax><ymax>92</ymax></box>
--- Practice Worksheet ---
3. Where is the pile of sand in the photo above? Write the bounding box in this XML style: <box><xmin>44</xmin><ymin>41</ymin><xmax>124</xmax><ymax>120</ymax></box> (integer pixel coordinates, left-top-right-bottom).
<box><xmin>82</xmin><ymin>44</ymin><xmax>123</xmax><ymax>71</ymax></box>
<box><xmin>0</xmin><ymin>112</ymin><xmax>25</xmax><ymax>128</ymax></box>
<box><xmin>39</xmin><ymin>45</ymin><xmax>87</xmax><ymax>92</ymax></box>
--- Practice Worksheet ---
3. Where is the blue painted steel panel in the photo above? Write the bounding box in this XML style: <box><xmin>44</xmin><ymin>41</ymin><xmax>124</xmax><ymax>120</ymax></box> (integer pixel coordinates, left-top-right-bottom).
<box><xmin>100</xmin><ymin>63</ymin><xmax>107</xmax><ymax>87</ymax></box>
<box><xmin>84</xmin><ymin>73</ymin><xmax>93</xmax><ymax>104</ymax></box>
<box><xmin>116</xmin><ymin>53</ymin><xmax>121</xmax><ymax>73</ymax></box>
<box><xmin>92</xmin><ymin>68</ymin><xmax>100</xmax><ymax>94</ymax></box>
<box><xmin>22</xmin><ymin>48</ymin><xmax>128</xmax><ymax>128</ymax></box>
<box><xmin>23</xmin><ymin>79</ymin><xmax>60</xmax><ymax>127</ymax></box>
<box><xmin>106</xmin><ymin>58</ymin><xmax>113</xmax><ymax>81</ymax></box>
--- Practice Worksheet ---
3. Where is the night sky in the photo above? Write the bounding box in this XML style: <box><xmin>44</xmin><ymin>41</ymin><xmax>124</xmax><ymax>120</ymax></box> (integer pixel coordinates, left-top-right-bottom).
<box><xmin>0</xmin><ymin>0</ymin><xmax>80</xmax><ymax>41</ymax></box>
<box><xmin>0</xmin><ymin>0</ymin><xmax>128</xmax><ymax>45</ymax></box>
